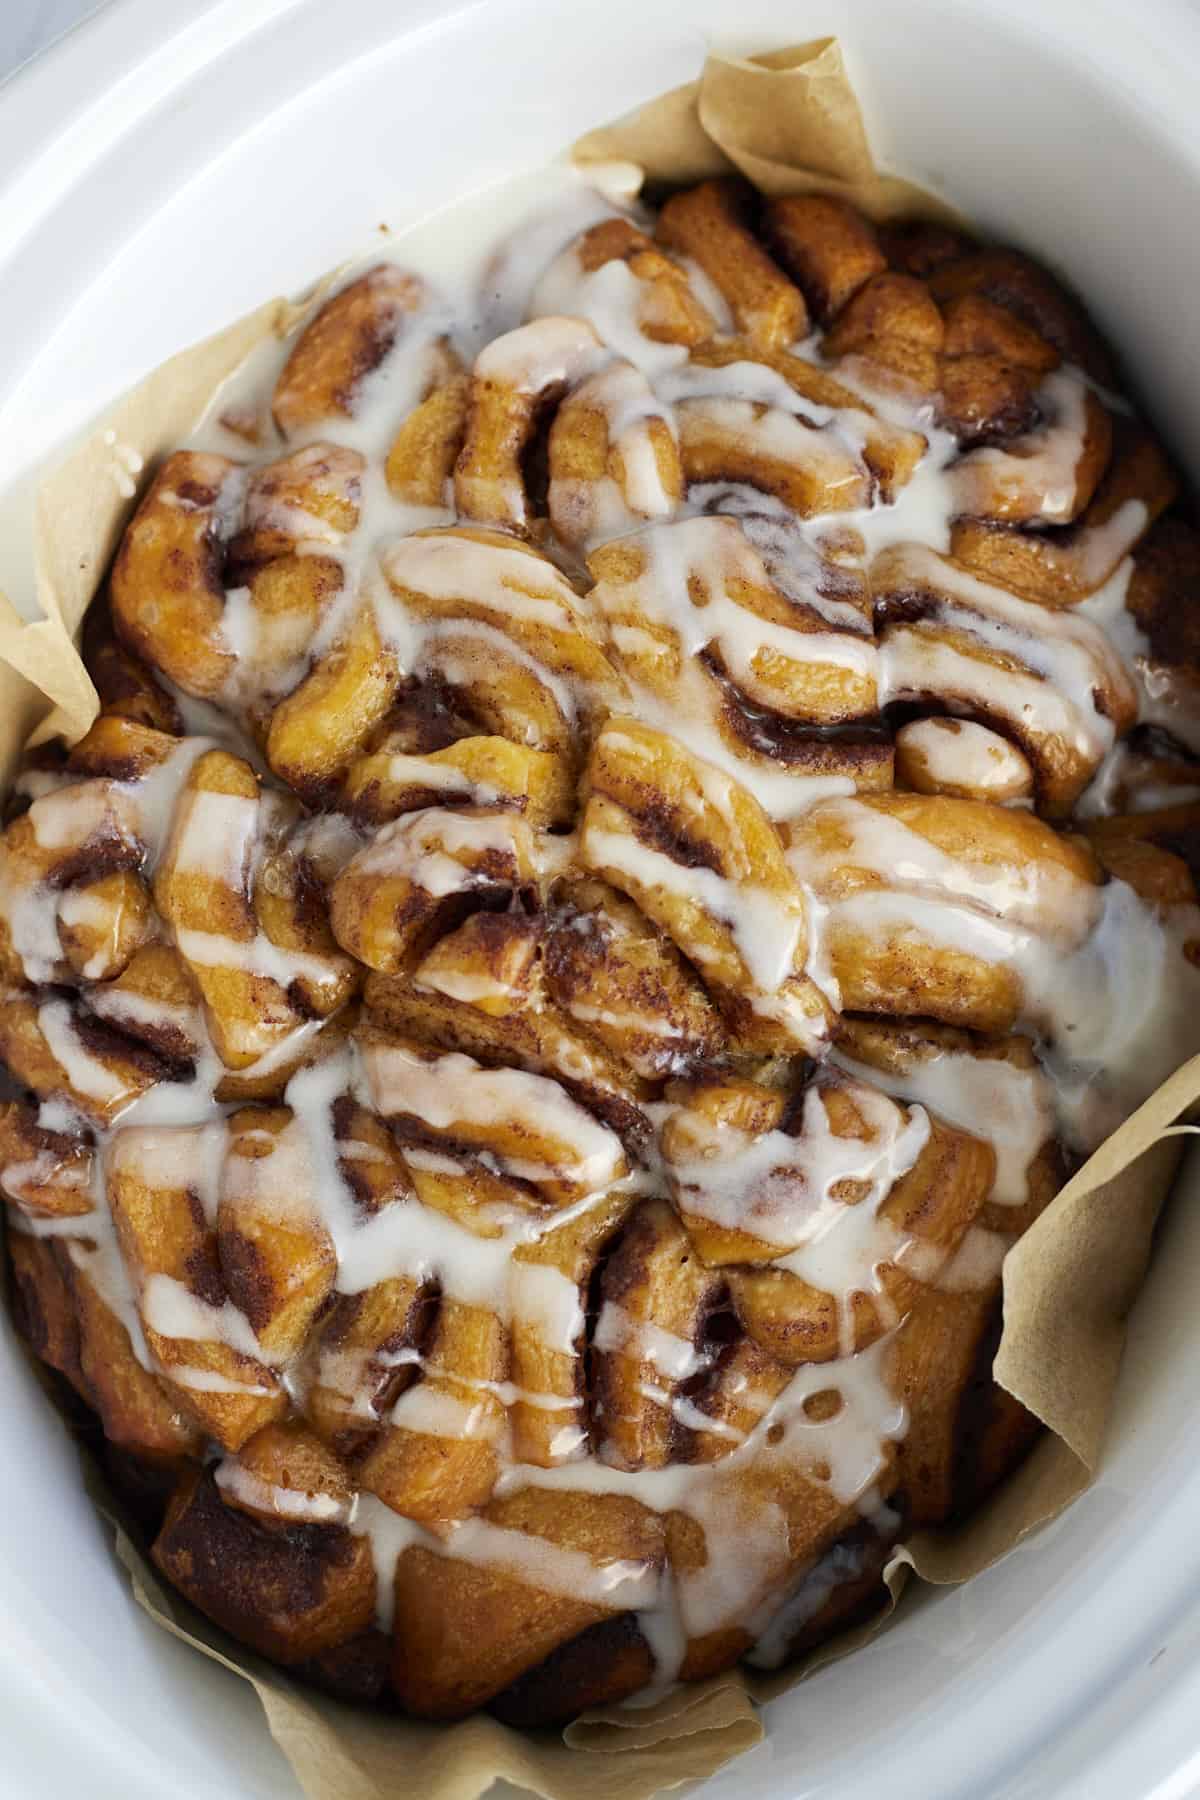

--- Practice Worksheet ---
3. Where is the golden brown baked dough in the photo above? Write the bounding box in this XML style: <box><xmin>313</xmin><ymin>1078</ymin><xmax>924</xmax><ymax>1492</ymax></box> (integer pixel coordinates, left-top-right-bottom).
<box><xmin>5</xmin><ymin>176</ymin><xmax>1200</xmax><ymax>1731</ymax></box>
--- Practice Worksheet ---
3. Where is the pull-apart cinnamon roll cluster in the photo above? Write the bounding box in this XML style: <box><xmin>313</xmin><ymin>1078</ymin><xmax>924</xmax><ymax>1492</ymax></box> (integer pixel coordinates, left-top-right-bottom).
<box><xmin>6</xmin><ymin>177</ymin><xmax>1199</xmax><ymax>1723</ymax></box>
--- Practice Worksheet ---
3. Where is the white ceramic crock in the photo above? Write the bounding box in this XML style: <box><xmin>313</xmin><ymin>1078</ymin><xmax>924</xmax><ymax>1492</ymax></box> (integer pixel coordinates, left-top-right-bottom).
<box><xmin>3</xmin><ymin>2</ymin><xmax>1200</xmax><ymax>1795</ymax></box>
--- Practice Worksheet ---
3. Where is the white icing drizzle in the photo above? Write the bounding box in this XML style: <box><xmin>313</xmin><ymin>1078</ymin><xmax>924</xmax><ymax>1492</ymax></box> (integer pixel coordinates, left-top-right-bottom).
<box><xmin>345</xmin><ymin>806</ymin><xmax>524</xmax><ymax>893</ymax></box>
<box><xmin>0</xmin><ymin>738</ymin><xmax>217</xmax><ymax>984</ymax></box>
<box><xmin>582</xmin><ymin>824</ymin><xmax>802</xmax><ymax>993</ymax></box>
<box><xmin>877</xmin><ymin>543</ymin><xmax>1137</xmax><ymax>774</ymax></box>
<box><xmin>388</xmin><ymin>1383</ymin><xmax>501</xmax><ymax>1441</ymax></box>
<box><xmin>111</xmin><ymin>1121</ymin><xmax>228</xmax><ymax>1222</ymax></box>
<box><xmin>215</xmin><ymin>1459</ymin><xmax>353</xmax><ymax>1525</ymax></box>
<box><xmin>361</xmin><ymin>1042</ymin><xmax>625</xmax><ymax>1195</ymax></box>
<box><xmin>666</xmin><ymin>1074</ymin><xmax>933</xmax><ymax>1354</ymax></box>
<box><xmin>530</xmin><ymin>250</ymin><xmax>692</xmax><ymax>380</ymax></box>
<box><xmin>140</xmin><ymin>1275</ymin><xmax>268</xmax><ymax>1361</ymax></box>
<box><xmin>549</xmin><ymin>360</ymin><xmax>679</xmax><ymax>545</ymax></box>
<box><xmin>592</xmin><ymin>1303</ymin><xmax>711</xmax><ymax>1381</ymax></box>
<box><xmin>935</xmin><ymin>1226</ymin><xmax>1011</xmax><ymax>1292</ymax></box>
<box><xmin>794</xmin><ymin>793</ymin><xmax>1200</xmax><ymax>1149</ymax></box>
<box><xmin>952</xmin><ymin>367</ymin><xmax>1097</xmax><ymax>521</ymax></box>
<box><xmin>36</xmin><ymin>999</ymin><xmax>130</xmax><ymax>1106</ymax></box>
<box><xmin>895</xmin><ymin>717</ymin><xmax>1034</xmax><ymax>805</ymax></box>
<box><xmin>100</xmin><ymin>430</ymin><xmax>146</xmax><ymax>500</ymax></box>
<box><xmin>832</xmin><ymin>1044</ymin><xmax>1053</xmax><ymax>1210</ymax></box>
<box><xmin>487</xmin><ymin>1335</ymin><xmax>906</xmax><ymax>1648</ymax></box>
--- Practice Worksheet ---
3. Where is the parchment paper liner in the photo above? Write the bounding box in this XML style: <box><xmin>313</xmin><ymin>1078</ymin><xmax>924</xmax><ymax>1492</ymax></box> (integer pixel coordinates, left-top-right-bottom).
<box><xmin>1</xmin><ymin>36</ymin><xmax>1195</xmax><ymax>1800</ymax></box>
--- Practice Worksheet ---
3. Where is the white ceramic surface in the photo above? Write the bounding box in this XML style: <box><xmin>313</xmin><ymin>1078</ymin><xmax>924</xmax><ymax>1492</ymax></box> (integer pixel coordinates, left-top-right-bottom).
<box><xmin>3</xmin><ymin>2</ymin><xmax>1200</xmax><ymax>1795</ymax></box>
<box><xmin>0</xmin><ymin>0</ymin><xmax>107</xmax><ymax>85</ymax></box>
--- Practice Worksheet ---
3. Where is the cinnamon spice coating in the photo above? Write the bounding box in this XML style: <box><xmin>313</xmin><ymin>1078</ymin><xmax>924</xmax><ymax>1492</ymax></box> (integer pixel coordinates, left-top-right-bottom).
<box><xmin>6</xmin><ymin>174</ymin><xmax>1200</xmax><ymax>1729</ymax></box>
